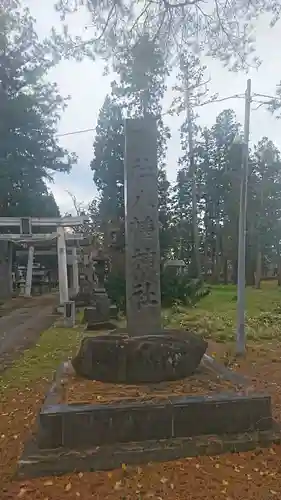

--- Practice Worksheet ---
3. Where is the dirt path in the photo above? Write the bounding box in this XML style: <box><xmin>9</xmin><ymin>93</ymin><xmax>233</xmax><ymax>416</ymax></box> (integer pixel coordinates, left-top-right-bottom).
<box><xmin>0</xmin><ymin>294</ymin><xmax>58</xmax><ymax>373</ymax></box>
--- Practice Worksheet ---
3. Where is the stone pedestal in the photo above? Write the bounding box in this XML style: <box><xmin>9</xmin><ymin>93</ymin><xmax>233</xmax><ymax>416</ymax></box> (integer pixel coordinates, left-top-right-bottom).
<box><xmin>72</xmin><ymin>330</ymin><xmax>208</xmax><ymax>383</ymax></box>
<box><xmin>64</xmin><ymin>301</ymin><xmax>76</xmax><ymax>328</ymax></box>
<box><xmin>83</xmin><ymin>289</ymin><xmax>117</xmax><ymax>330</ymax></box>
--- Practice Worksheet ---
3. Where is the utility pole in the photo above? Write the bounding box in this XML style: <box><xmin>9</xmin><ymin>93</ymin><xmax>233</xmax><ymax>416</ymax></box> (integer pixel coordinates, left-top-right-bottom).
<box><xmin>236</xmin><ymin>79</ymin><xmax>251</xmax><ymax>355</ymax></box>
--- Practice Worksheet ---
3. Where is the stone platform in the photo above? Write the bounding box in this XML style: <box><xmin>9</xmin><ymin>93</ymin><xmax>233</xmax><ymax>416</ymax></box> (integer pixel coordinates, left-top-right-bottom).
<box><xmin>18</xmin><ymin>388</ymin><xmax>279</xmax><ymax>478</ymax></box>
<box><xmin>17</xmin><ymin>357</ymin><xmax>280</xmax><ymax>478</ymax></box>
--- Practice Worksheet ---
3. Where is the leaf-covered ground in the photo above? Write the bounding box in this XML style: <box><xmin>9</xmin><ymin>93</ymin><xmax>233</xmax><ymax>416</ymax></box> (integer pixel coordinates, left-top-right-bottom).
<box><xmin>1</xmin><ymin>283</ymin><xmax>281</xmax><ymax>499</ymax></box>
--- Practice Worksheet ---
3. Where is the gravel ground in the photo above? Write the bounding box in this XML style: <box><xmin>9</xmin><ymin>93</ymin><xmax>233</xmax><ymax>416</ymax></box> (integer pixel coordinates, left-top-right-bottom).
<box><xmin>0</xmin><ymin>294</ymin><xmax>58</xmax><ymax>372</ymax></box>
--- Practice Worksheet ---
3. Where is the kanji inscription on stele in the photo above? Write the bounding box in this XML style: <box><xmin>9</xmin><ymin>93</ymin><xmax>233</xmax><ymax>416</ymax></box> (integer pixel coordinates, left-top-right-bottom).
<box><xmin>124</xmin><ymin>117</ymin><xmax>161</xmax><ymax>335</ymax></box>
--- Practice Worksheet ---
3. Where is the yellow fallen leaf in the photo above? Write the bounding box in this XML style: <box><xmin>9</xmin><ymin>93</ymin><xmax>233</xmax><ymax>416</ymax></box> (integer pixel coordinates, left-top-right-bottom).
<box><xmin>160</xmin><ymin>477</ymin><xmax>168</xmax><ymax>484</ymax></box>
<box><xmin>270</xmin><ymin>448</ymin><xmax>276</xmax><ymax>455</ymax></box>
<box><xmin>170</xmin><ymin>483</ymin><xmax>175</xmax><ymax>490</ymax></box>
<box><xmin>114</xmin><ymin>480</ymin><xmax>122</xmax><ymax>490</ymax></box>
<box><xmin>17</xmin><ymin>488</ymin><xmax>27</xmax><ymax>498</ymax></box>
<box><xmin>65</xmin><ymin>483</ymin><xmax>72</xmax><ymax>492</ymax></box>
<box><xmin>270</xmin><ymin>490</ymin><xmax>278</xmax><ymax>496</ymax></box>
<box><xmin>215</xmin><ymin>464</ymin><xmax>220</xmax><ymax>469</ymax></box>
<box><xmin>44</xmin><ymin>480</ymin><xmax>53</xmax><ymax>486</ymax></box>
<box><xmin>222</xmin><ymin>480</ymin><xmax>229</xmax><ymax>486</ymax></box>
<box><xmin>121</xmin><ymin>463</ymin><xmax>127</xmax><ymax>471</ymax></box>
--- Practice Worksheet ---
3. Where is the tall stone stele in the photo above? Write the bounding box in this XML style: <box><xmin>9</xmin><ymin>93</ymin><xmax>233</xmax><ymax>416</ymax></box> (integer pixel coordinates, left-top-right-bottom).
<box><xmin>124</xmin><ymin>116</ymin><xmax>162</xmax><ymax>336</ymax></box>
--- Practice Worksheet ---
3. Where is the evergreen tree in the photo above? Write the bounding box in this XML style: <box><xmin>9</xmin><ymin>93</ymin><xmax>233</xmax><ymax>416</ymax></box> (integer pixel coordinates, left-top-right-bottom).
<box><xmin>0</xmin><ymin>1</ymin><xmax>75</xmax><ymax>217</ymax></box>
<box><xmin>91</xmin><ymin>36</ymin><xmax>172</xmax><ymax>258</ymax></box>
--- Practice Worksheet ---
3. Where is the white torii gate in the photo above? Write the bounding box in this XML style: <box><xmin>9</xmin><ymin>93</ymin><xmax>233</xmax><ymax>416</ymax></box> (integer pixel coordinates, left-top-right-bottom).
<box><xmin>0</xmin><ymin>216</ymin><xmax>87</xmax><ymax>303</ymax></box>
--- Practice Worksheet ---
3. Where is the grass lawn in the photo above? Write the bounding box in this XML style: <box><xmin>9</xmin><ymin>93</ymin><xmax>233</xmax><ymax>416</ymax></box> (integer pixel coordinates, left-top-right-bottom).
<box><xmin>1</xmin><ymin>282</ymin><xmax>281</xmax><ymax>499</ymax></box>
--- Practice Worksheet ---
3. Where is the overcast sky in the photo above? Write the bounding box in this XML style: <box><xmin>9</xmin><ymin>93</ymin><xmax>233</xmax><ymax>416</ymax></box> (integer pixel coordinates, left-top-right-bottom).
<box><xmin>25</xmin><ymin>1</ymin><xmax>281</xmax><ymax>215</ymax></box>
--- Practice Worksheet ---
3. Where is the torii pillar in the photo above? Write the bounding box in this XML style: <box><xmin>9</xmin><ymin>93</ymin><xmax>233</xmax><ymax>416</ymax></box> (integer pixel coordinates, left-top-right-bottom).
<box><xmin>57</xmin><ymin>226</ymin><xmax>69</xmax><ymax>304</ymax></box>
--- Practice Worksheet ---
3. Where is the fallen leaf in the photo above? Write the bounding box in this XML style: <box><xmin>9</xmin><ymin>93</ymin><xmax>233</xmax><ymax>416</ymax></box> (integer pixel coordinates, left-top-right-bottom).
<box><xmin>108</xmin><ymin>472</ymin><xmax>113</xmax><ymax>478</ymax></box>
<box><xmin>160</xmin><ymin>476</ymin><xmax>168</xmax><ymax>484</ymax></box>
<box><xmin>76</xmin><ymin>493</ymin><xmax>81</xmax><ymax>497</ymax></box>
<box><xmin>17</xmin><ymin>488</ymin><xmax>27</xmax><ymax>498</ymax></box>
<box><xmin>137</xmin><ymin>466</ymin><xmax>142</xmax><ymax>474</ymax></box>
<box><xmin>114</xmin><ymin>481</ymin><xmax>122</xmax><ymax>491</ymax></box>
<box><xmin>78</xmin><ymin>472</ymin><xmax>83</xmax><ymax>478</ymax></box>
<box><xmin>65</xmin><ymin>483</ymin><xmax>72</xmax><ymax>492</ymax></box>
<box><xmin>270</xmin><ymin>490</ymin><xmax>278</xmax><ymax>496</ymax></box>
<box><xmin>222</xmin><ymin>480</ymin><xmax>229</xmax><ymax>486</ymax></box>
<box><xmin>215</xmin><ymin>464</ymin><xmax>220</xmax><ymax>469</ymax></box>
<box><xmin>121</xmin><ymin>463</ymin><xmax>127</xmax><ymax>471</ymax></box>
<box><xmin>195</xmin><ymin>464</ymin><xmax>200</xmax><ymax>469</ymax></box>
<box><xmin>44</xmin><ymin>480</ymin><xmax>53</xmax><ymax>486</ymax></box>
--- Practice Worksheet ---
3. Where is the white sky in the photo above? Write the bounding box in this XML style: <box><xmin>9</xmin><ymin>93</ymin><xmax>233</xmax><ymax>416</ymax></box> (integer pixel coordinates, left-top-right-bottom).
<box><xmin>24</xmin><ymin>1</ymin><xmax>281</xmax><ymax>215</ymax></box>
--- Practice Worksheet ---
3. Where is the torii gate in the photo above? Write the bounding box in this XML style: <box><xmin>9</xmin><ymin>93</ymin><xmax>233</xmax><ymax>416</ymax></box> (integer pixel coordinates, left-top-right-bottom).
<box><xmin>0</xmin><ymin>216</ymin><xmax>88</xmax><ymax>304</ymax></box>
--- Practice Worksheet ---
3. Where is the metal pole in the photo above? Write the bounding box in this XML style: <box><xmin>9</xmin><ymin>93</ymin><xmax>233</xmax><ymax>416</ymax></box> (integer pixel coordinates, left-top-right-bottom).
<box><xmin>236</xmin><ymin>79</ymin><xmax>251</xmax><ymax>355</ymax></box>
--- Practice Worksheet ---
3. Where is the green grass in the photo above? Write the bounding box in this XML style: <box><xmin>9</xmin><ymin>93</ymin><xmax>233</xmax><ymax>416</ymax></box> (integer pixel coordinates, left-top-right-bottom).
<box><xmin>1</xmin><ymin>281</ymin><xmax>281</xmax><ymax>392</ymax></box>
<box><xmin>0</xmin><ymin>324</ymin><xmax>84</xmax><ymax>392</ymax></box>
<box><xmin>164</xmin><ymin>280</ymin><xmax>281</xmax><ymax>342</ymax></box>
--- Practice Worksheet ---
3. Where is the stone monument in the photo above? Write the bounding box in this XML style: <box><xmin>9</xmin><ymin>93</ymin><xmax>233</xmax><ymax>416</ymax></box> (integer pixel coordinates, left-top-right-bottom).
<box><xmin>72</xmin><ymin>116</ymin><xmax>207</xmax><ymax>382</ymax></box>
<box><xmin>18</xmin><ymin>117</ymin><xmax>276</xmax><ymax>479</ymax></box>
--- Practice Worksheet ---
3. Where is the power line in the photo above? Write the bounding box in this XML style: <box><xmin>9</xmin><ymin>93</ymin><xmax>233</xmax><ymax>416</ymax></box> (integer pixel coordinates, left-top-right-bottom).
<box><xmin>55</xmin><ymin>92</ymin><xmax>280</xmax><ymax>138</ymax></box>
<box><xmin>56</xmin><ymin>127</ymin><xmax>95</xmax><ymax>138</ymax></box>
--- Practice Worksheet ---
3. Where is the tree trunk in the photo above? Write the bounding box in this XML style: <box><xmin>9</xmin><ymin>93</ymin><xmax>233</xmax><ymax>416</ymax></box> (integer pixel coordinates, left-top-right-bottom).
<box><xmin>277</xmin><ymin>241</ymin><xmax>281</xmax><ymax>286</ymax></box>
<box><xmin>255</xmin><ymin>249</ymin><xmax>262</xmax><ymax>289</ymax></box>
<box><xmin>186</xmin><ymin>74</ymin><xmax>201</xmax><ymax>278</ymax></box>
<box><xmin>232</xmin><ymin>259</ymin><xmax>238</xmax><ymax>284</ymax></box>
<box><xmin>223</xmin><ymin>258</ymin><xmax>228</xmax><ymax>284</ymax></box>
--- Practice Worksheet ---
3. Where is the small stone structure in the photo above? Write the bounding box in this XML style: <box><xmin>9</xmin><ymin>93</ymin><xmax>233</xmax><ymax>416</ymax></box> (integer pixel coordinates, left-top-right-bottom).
<box><xmin>82</xmin><ymin>249</ymin><xmax>117</xmax><ymax>329</ymax></box>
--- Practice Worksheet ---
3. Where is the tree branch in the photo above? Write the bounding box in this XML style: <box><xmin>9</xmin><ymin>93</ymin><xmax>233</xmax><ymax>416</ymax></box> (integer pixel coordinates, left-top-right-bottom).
<box><xmin>162</xmin><ymin>0</ymin><xmax>202</xmax><ymax>7</ymax></box>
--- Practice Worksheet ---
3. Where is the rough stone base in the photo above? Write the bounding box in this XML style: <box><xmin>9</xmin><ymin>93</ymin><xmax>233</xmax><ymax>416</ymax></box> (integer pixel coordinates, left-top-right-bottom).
<box><xmin>71</xmin><ymin>330</ymin><xmax>208</xmax><ymax>383</ymax></box>
<box><xmin>18</xmin><ymin>426</ymin><xmax>281</xmax><ymax>479</ymax></box>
